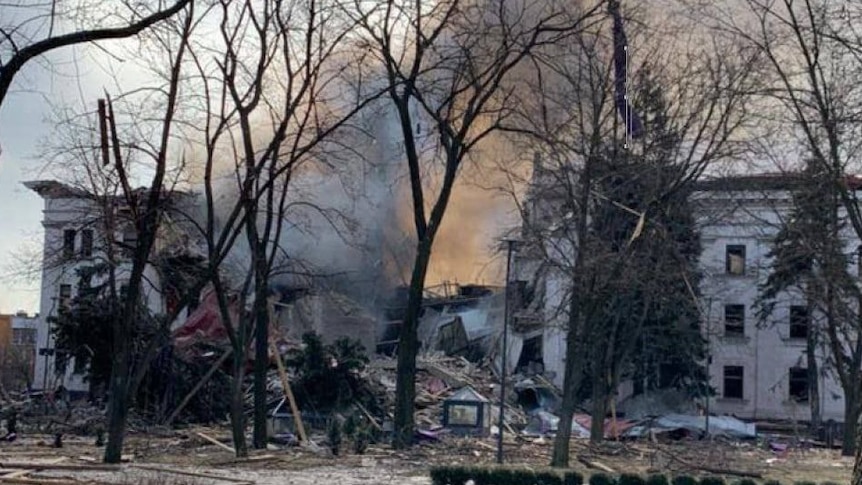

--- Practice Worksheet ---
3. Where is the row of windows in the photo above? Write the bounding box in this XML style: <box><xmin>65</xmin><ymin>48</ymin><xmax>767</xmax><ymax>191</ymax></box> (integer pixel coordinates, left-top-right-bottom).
<box><xmin>722</xmin><ymin>365</ymin><xmax>809</xmax><ymax>402</ymax></box>
<box><xmin>724</xmin><ymin>243</ymin><xmax>862</xmax><ymax>277</ymax></box>
<box><xmin>722</xmin><ymin>304</ymin><xmax>809</xmax><ymax>338</ymax></box>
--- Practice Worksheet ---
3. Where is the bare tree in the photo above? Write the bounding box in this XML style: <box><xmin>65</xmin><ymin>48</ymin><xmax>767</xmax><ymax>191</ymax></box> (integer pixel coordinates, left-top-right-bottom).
<box><xmin>496</xmin><ymin>1</ymin><xmax>757</xmax><ymax>465</ymax></box>
<box><xmin>345</xmin><ymin>0</ymin><xmax>604</xmax><ymax>448</ymax></box>
<box><xmin>180</xmin><ymin>0</ymin><xmax>376</xmax><ymax>456</ymax></box>
<box><xmin>696</xmin><ymin>0</ymin><xmax>862</xmax><ymax>457</ymax></box>
<box><xmin>0</xmin><ymin>0</ymin><xmax>192</xmax><ymax>110</ymax></box>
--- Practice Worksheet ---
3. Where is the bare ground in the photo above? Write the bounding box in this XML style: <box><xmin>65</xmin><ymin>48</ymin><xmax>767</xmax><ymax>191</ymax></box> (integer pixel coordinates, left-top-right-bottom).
<box><xmin>0</xmin><ymin>430</ymin><xmax>852</xmax><ymax>484</ymax></box>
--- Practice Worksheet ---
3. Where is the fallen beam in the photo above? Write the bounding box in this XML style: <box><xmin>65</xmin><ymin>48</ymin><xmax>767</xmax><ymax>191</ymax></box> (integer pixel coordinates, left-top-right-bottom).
<box><xmin>0</xmin><ymin>463</ymin><xmax>117</xmax><ymax>472</ymax></box>
<box><xmin>195</xmin><ymin>432</ymin><xmax>235</xmax><ymax>454</ymax></box>
<box><xmin>0</xmin><ymin>477</ymin><xmax>86</xmax><ymax>485</ymax></box>
<box><xmin>131</xmin><ymin>464</ymin><xmax>253</xmax><ymax>484</ymax></box>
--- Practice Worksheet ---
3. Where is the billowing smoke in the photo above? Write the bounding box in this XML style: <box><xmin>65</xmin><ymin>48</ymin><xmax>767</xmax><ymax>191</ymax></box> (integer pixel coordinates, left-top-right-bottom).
<box><xmin>205</xmin><ymin>101</ymin><xmax>520</xmax><ymax>310</ymax></box>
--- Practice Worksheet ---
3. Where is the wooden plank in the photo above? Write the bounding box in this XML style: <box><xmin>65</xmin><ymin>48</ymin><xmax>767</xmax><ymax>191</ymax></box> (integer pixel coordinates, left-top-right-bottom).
<box><xmin>0</xmin><ymin>477</ymin><xmax>86</xmax><ymax>485</ymax></box>
<box><xmin>131</xmin><ymin>464</ymin><xmax>253</xmax><ymax>484</ymax></box>
<box><xmin>0</xmin><ymin>462</ymin><xmax>115</xmax><ymax>472</ymax></box>
<box><xmin>195</xmin><ymin>432</ymin><xmax>235</xmax><ymax>454</ymax></box>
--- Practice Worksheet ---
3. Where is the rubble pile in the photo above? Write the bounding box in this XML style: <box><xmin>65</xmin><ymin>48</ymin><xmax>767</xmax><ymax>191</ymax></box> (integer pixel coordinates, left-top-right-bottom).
<box><xmin>366</xmin><ymin>352</ymin><xmax>529</xmax><ymax>431</ymax></box>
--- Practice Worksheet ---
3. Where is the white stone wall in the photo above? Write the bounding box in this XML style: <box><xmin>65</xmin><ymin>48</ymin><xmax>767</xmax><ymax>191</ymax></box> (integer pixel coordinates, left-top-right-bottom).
<box><xmin>697</xmin><ymin>188</ymin><xmax>855</xmax><ymax>422</ymax></box>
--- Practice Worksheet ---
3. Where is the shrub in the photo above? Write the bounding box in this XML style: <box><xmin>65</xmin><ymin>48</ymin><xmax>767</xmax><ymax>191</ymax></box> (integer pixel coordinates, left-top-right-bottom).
<box><xmin>794</xmin><ymin>481</ymin><xmax>817</xmax><ymax>485</ymax></box>
<box><xmin>732</xmin><ymin>479</ymin><xmax>756</xmax><ymax>485</ymax></box>
<box><xmin>672</xmin><ymin>475</ymin><xmax>698</xmax><ymax>485</ymax></box>
<box><xmin>620</xmin><ymin>474</ymin><xmax>646</xmax><ymax>485</ymax></box>
<box><xmin>590</xmin><ymin>473</ymin><xmax>617</xmax><ymax>485</ymax></box>
<box><xmin>564</xmin><ymin>471</ymin><xmax>585</xmax><ymax>485</ymax></box>
<box><xmin>699</xmin><ymin>477</ymin><xmax>725</xmax><ymax>485</ymax></box>
<box><xmin>646</xmin><ymin>475</ymin><xmax>669</xmax><ymax>485</ymax></box>
<box><xmin>430</xmin><ymin>466</ymin><xmax>471</xmax><ymax>485</ymax></box>
<box><xmin>763</xmin><ymin>480</ymin><xmax>782</xmax><ymax>485</ymax></box>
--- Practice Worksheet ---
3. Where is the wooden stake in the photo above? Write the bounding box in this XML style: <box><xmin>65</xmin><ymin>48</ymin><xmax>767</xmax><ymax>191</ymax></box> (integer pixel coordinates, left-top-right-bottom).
<box><xmin>267</xmin><ymin>302</ymin><xmax>308</xmax><ymax>442</ymax></box>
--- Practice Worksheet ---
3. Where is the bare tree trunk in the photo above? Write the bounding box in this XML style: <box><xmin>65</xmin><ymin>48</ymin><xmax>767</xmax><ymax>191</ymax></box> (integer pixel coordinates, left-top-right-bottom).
<box><xmin>806</xmin><ymin>313</ymin><xmax>821</xmax><ymax>433</ymax></box>
<box><xmin>844</xmin><ymin>385</ymin><xmax>861</xmax><ymax>456</ymax></box>
<box><xmin>252</xmin><ymin>242</ymin><xmax>270</xmax><ymax>449</ymax></box>
<box><xmin>104</xmin><ymin>311</ymin><xmax>131</xmax><ymax>463</ymax></box>
<box><xmin>550</xmin><ymin>296</ymin><xmax>585</xmax><ymax>467</ymax></box>
<box><xmin>589</xmin><ymin>357</ymin><xmax>609</xmax><ymax>443</ymax></box>
<box><xmin>852</xmin><ymin>411</ymin><xmax>862</xmax><ymax>485</ymax></box>
<box><xmin>230</xmin><ymin>353</ymin><xmax>249</xmax><ymax>458</ymax></box>
<box><xmin>392</xmin><ymin>240</ymin><xmax>432</xmax><ymax>449</ymax></box>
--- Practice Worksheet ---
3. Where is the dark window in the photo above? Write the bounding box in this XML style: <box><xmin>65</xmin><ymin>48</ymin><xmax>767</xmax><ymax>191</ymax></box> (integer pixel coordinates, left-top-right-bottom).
<box><xmin>11</xmin><ymin>328</ymin><xmax>36</xmax><ymax>346</ymax></box>
<box><xmin>81</xmin><ymin>229</ymin><xmax>93</xmax><ymax>258</ymax></box>
<box><xmin>59</xmin><ymin>284</ymin><xmax>72</xmax><ymax>309</ymax></box>
<box><xmin>789</xmin><ymin>367</ymin><xmax>809</xmax><ymax>402</ymax></box>
<box><xmin>723</xmin><ymin>366</ymin><xmax>744</xmax><ymax>399</ymax></box>
<box><xmin>789</xmin><ymin>306</ymin><xmax>809</xmax><ymax>339</ymax></box>
<box><xmin>726</xmin><ymin>244</ymin><xmax>746</xmax><ymax>275</ymax></box>
<box><xmin>724</xmin><ymin>304</ymin><xmax>745</xmax><ymax>336</ymax></box>
<box><xmin>73</xmin><ymin>356</ymin><xmax>87</xmax><ymax>374</ymax></box>
<box><xmin>123</xmin><ymin>226</ymin><xmax>138</xmax><ymax>256</ymax></box>
<box><xmin>63</xmin><ymin>229</ymin><xmax>76</xmax><ymax>259</ymax></box>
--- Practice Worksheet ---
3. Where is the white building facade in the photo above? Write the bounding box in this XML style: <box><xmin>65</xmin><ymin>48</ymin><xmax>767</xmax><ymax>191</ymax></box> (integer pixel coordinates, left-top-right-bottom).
<box><xmin>25</xmin><ymin>180</ymin><xmax>175</xmax><ymax>397</ymax></box>
<box><xmin>695</xmin><ymin>175</ymin><xmax>858</xmax><ymax>422</ymax></box>
<box><xmin>516</xmin><ymin>165</ymin><xmax>861</xmax><ymax>423</ymax></box>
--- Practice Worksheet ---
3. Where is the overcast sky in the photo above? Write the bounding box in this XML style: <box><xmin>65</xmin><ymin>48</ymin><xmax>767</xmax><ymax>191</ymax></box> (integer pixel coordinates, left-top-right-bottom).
<box><xmin>0</xmin><ymin>45</ymin><xmax>121</xmax><ymax>316</ymax></box>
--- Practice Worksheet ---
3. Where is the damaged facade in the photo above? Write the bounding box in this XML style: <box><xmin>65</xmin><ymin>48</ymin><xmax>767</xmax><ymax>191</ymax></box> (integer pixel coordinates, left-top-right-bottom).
<box><xmin>693</xmin><ymin>174</ymin><xmax>861</xmax><ymax>422</ymax></box>
<box><xmin>513</xmin><ymin>161</ymin><xmax>862</xmax><ymax>424</ymax></box>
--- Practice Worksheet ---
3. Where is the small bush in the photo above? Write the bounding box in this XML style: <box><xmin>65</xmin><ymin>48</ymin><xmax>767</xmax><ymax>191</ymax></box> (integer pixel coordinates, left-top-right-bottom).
<box><xmin>732</xmin><ymin>479</ymin><xmax>756</xmax><ymax>485</ymax></box>
<box><xmin>619</xmin><ymin>474</ymin><xmax>646</xmax><ymax>485</ymax></box>
<box><xmin>672</xmin><ymin>475</ymin><xmax>698</xmax><ymax>485</ymax></box>
<box><xmin>794</xmin><ymin>481</ymin><xmax>817</xmax><ymax>485</ymax></box>
<box><xmin>430</xmin><ymin>466</ymin><xmax>471</xmax><ymax>485</ymax></box>
<box><xmin>763</xmin><ymin>480</ymin><xmax>782</xmax><ymax>485</ymax></box>
<box><xmin>821</xmin><ymin>482</ymin><xmax>842</xmax><ymax>485</ymax></box>
<box><xmin>646</xmin><ymin>475</ymin><xmax>669</xmax><ymax>485</ymax></box>
<box><xmin>699</xmin><ymin>477</ymin><xmax>725</xmax><ymax>485</ymax></box>
<box><xmin>590</xmin><ymin>473</ymin><xmax>617</xmax><ymax>485</ymax></box>
<box><xmin>564</xmin><ymin>471</ymin><xmax>584</xmax><ymax>485</ymax></box>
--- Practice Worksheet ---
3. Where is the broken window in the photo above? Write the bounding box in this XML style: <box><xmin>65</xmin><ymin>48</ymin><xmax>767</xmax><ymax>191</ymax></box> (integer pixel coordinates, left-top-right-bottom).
<box><xmin>723</xmin><ymin>365</ymin><xmax>744</xmax><ymax>399</ymax></box>
<box><xmin>724</xmin><ymin>304</ymin><xmax>745</xmax><ymax>337</ymax></box>
<box><xmin>726</xmin><ymin>244</ymin><xmax>746</xmax><ymax>275</ymax></box>
<box><xmin>789</xmin><ymin>367</ymin><xmax>809</xmax><ymax>402</ymax></box>
<box><xmin>789</xmin><ymin>305</ymin><xmax>809</xmax><ymax>340</ymax></box>
<box><xmin>59</xmin><ymin>284</ymin><xmax>72</xmax><ymax>309</ymax></box>
<box><xmin>516</xmin><ymin>335</ymin><xmax>544</xmax><ymax>374</ymax></box>
<box><xmin>63</xmin><ymin>229</ymin><xmax>76</xmax><ymax>259</ymax></box>
<box><xmin>81</xmin><ymin>229</ymin><xmax>93</xmax><ymax>258</ymax></box>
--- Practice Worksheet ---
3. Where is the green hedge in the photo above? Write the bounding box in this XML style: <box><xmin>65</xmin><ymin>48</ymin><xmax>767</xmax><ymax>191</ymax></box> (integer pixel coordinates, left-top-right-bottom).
<box><xmin>430</xmin><ymin>467</ymin><xmax>841</xmax><ymax>485</ymax></box>
<box><xmin>429</xmin><ymin>466</ymin><xmax>584</xmax><ymax>485</ymax></box>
